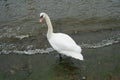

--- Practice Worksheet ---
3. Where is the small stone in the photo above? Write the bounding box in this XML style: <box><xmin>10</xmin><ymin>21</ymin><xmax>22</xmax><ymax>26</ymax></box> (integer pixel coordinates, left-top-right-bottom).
<box><xmin>10</xmin><ymin>69</ymin><xmax>15</xmax><ymax>75</ymax></box>
<box><xmin>82</xmin><ymin>76</ymin><xmax>86</xmax><ymax>80</ymax></box>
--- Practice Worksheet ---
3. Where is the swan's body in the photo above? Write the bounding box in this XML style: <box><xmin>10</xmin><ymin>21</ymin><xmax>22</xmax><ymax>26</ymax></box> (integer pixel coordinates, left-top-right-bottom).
<box><xmin>39</xmin><ymin>12</ymin><xmax>83</xmax><ymax>60</ymax></box>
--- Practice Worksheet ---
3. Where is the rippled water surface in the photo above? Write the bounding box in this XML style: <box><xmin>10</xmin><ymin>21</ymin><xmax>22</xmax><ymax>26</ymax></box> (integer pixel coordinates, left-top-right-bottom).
<box><xmin>0</xmin><ymin>0</ymin><xmax>120</xmax><ymax>80</ymax></box>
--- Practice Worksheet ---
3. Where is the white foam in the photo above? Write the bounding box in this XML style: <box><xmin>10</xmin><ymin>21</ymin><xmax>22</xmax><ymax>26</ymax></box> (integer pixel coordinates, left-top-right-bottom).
<box><xmin>81</xmin><ymin>39</ymin><xmax>119</xmax><ymax>48</ymax></box>
<box><xmin>15</xmin><ymin>35</ymin><xmax>29</xmax><ymax>39</ymax></box>
<box><xmin>0</xmin><ymin>35</ymin><xmax>120</xmax><ymax>54</ymax></box>
<box><xmin>13</xmin><ymin>48</ymin><xmax>54</xmax><ymax>54</ymax></box>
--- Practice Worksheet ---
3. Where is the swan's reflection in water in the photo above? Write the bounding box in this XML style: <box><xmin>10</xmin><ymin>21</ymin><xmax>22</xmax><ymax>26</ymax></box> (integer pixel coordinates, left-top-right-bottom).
<box><xmin>52</xmin><ymin>58</ymin><xmax>83</xmax><ymax>80</ymax></box>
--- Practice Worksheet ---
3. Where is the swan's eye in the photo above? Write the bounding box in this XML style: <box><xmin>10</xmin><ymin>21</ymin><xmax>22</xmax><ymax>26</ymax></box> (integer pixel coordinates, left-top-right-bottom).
<box><xmin>40</xmin><ymin>15</ymin><xmax>43</xmax><ymax>18</ymax></box>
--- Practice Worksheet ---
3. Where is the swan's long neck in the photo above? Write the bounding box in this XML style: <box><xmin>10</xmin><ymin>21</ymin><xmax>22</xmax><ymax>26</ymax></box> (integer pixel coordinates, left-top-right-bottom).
<box><xmin>45</xmin><ymin>14</ymin><xmax>53</xmax><ymax>39</ymax></box>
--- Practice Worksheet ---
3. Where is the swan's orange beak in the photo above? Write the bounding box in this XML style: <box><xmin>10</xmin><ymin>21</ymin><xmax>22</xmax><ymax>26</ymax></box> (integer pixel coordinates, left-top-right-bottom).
<box><xmin>39</xmin><ymin>18</ymin><xmax>43</xmax><ymax>23</ymax></box>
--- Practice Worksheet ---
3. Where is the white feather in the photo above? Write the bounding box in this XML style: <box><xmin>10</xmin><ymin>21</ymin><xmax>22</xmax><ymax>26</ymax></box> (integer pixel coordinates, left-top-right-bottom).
<box><xmin>49</xmin><ymin>33</ymin><xmax>83</xmax><ymax>60</ymax></box>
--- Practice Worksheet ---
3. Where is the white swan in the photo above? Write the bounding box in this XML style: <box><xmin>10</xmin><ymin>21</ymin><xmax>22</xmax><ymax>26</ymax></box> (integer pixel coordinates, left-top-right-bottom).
<box><xmin>39</xmin><ymin>12</ymin><xmax>84</xmax><ymax>60</ymax></box>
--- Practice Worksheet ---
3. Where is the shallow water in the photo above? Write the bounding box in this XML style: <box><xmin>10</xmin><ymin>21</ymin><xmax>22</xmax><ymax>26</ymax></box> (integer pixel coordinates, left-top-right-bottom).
<box><xmin>0</xmin><ymin>43</ymin><xmax>120</xmax><ymax>80</ymax></box>
<box><xmin>0</xmin><ymin>0</ymin><xmax>120</xmax><ymax>80</ymax></box>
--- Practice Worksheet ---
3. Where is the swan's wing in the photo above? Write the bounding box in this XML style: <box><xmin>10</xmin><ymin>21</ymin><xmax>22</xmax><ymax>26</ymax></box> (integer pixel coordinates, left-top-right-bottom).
<box><xmin>48</xmin><ymin>33</ymin><xmax>81</xmax><ymax>52</ymax></box>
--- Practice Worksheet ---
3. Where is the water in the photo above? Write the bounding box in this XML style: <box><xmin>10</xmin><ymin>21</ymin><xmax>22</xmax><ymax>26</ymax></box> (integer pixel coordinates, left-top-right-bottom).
<box><xmin>0</xmin><ymin>0</ymin><xmax>120</xmax><ymax>80</ymax></box>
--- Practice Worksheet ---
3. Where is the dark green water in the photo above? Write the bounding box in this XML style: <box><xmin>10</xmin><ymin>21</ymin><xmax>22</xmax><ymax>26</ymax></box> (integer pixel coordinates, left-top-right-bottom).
<box><xmin>0</xmin><ymin>43</ymin><xmax>120</xmax><ymax>80</ymax></box>
<box><xmin>0</xmin><ymin>0</ymin><xmax>120</xmax><ymax>80</ymax></box>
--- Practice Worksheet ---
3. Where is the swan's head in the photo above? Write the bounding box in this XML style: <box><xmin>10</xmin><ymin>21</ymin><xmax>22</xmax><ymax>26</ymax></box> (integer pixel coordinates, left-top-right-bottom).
<box><xmin>39</xmin><ymin>12</ymin><xmax>46</xmax><ymax>22</ymax></box>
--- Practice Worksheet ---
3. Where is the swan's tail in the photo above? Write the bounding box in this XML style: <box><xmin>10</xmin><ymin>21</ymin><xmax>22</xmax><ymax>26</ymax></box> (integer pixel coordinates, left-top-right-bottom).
<box><xmin>70</xmin><ymin>52</ymin><xmax>84</xmax><ymax>60</ymax></box>
<box><xmin>61</xmin><ymin>51</ymin><xmax>84</xmax><ymax>60</ymax></box>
